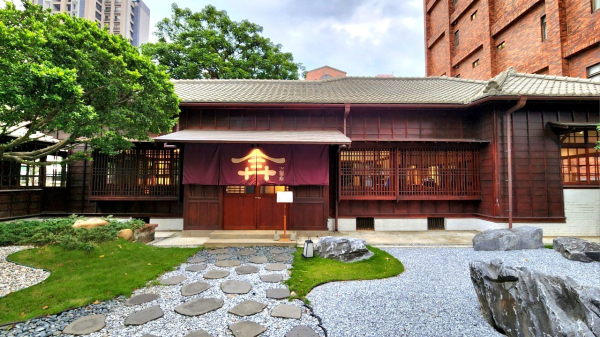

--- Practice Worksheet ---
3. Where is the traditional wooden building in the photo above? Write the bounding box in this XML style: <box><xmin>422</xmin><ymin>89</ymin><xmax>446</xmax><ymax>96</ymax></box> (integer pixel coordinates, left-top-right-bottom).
<box><xmin>2</xmin><ymin>68</ymin><xmax>599</xmax><ymax>236</ymax></box>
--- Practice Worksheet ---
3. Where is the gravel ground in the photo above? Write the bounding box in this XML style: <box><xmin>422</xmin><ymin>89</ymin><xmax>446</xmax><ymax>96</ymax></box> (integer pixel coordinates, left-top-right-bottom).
<box><xmin>0</xmin><ymin>246</ymin><xmax>50</xmax><ymax>298</ymax></box>
<box><xmin>307</xmin><ymin>247</ymin><xmax>600</xmax><ymax>337</ymax></box>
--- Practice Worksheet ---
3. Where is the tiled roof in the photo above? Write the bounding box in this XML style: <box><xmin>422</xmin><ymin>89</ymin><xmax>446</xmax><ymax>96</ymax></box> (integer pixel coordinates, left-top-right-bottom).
<box><xmin>173</xmin><ymin>67</ymin><xmax>600</xmax><ymax>105</ymax></box>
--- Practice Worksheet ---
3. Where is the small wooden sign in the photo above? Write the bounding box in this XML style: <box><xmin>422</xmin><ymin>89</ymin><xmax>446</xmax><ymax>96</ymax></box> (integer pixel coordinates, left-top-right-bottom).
<box><xmin>276</xmin><ymin>191</ymin><xmax>293</xmax><ymax>203</ymax></box>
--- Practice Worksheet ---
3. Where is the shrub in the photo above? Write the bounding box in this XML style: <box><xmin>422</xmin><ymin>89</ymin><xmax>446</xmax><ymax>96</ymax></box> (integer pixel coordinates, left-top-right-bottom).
<box><xmin>0</xmin><ymin>215</ymin><xmax>146</xmax><ymax>251</ymax></box>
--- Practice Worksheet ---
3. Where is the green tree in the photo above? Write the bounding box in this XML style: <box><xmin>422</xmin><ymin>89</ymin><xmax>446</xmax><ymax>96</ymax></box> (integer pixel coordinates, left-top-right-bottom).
<box><xmin>141</xmin><ymin>4</ymin><xmax>304</xmax><ymax>80</ymax></box>
<box><xmin>0</xmin><ymin>2</ymin><xmax>179</xmax><ymax>164</ymax></box>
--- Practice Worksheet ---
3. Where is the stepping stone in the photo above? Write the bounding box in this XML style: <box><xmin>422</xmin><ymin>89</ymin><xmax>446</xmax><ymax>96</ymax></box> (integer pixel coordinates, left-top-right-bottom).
<box><xmin>186</xmin><ymin>264</ymin><xmax>207</xmax><ymax>272</ymax></box>
<box><xmin>266</xmin><ymin>288</ymin><xmax>290</xmax><ymax>299</ymax></box>
<box><xmin>229</xmin><ymin>321</ymin><xmax>266</xmax><ymax>337</ymax></box>
<box><xmin>182</xmin><ymin>281</ymin><xmax>211</xmax><ymax>296</ymax></box>
<box><xmin>175</xmin><ymin>298</ymin><xmax>224</xmax><ymax>316</ymax></box>
<box><xmin>160</xmin><ymin>275</ymin><xmax>186</xmax><ymax>285</ymax></box>
<box><xmin>228</xmin><ymin>300</ymin><xmax>267</xmax><ymax>316</ymax></box>
<box><xmin>260</xmin><ymin>274</ymin><xmax>283</xmax><ymax>283</ymax></box>
<box><xmin>62</xmin><ymin>314</ymin><xmax>106</xmax><ymax>335</ymax></box>
<box><xmin>221</xmin><ymin>280</ymin><xmax>252</xmax><ymax>294</ymax></box>
<box><xmin>274</xmin><ymin>254</ymin><xmax>292</xmax><ymax>262</ymax></box>
<box><xmin>236</xmin><ymin>265</ymin><xmax>259</xmax><ymax>275</ymax></box>
<box><xmin>188</xmin><ymin>257</ymin><xmax>207</xmax><ymax>263</ymax></box>
<box><xmin>215</xmin><ymin>254</ymin><xmax>233</xmax><ymax>260</ymax></box>
<box><xmin>141</xmin><ymin>335</ymin><xmax>159</xmax><ymax>337</ymax></box>
<box><xmin>124</xmin><ymin>305</ymin><xmax>164</xmax><ymax>326</ymax></box>
<box><xmin>265</xmin><ymin>263</ymin><xmax>287</xmax><ymax>271</ymax></box>
<box><xmin>215</xmin><ymin>260</ymin><xmax>242</xmax><ymax>267</ymax></box>
<box><xmin>126</xmin><ymin>293</ymin><xmax>159</xmax><ymax>306</ymax></box>
<box><xmin>248</xmin><ymin>256</ymin><xmax>268</xmax><ymax>264</ymax></box>
<box><xmin>208</xmin><ymin>249</ymin><xmax>229</xmax><ymax>255</ymax></box>
<box><xmin>184</xmin><ymin>330</ymin><xmax>212</xmax><ymax>337</ymax></box>
<box><xmin>270</xmin><ymin>249</ymin><xmax>287</xmax><ymax>255</ymax></box>
<box><xmin>204</xmin><ymin>270</ymin><xmax>230</xmax><ymax>279</ymax></box>
<box><xmin>271</xmin><ymin>304</ymin><xmax>302</xmax><ymax>319</ymax></box>
<box><xmin>236</xmin><ymin>248</ymin><xmax>257</xmax><ymax>256</ymax></box>
<box><xmin>285</xmin><ymin>326</ymin><xmax>320</xmax><ymax>337</ymax></box>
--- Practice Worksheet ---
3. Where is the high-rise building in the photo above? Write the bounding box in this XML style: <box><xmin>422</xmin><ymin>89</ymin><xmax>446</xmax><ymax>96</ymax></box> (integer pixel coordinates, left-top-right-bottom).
<box><xmin>424</xmin><ymin>0</ymin><xmax>600</xmax><ymax>81</ymax></box>
<box><xmin>37</xmin><ymin>0</ymin><xmax>150</xmax><ymax>47</ymax></box>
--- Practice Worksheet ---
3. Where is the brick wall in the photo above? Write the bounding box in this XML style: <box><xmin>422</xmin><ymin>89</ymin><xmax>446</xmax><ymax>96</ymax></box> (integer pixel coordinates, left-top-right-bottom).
<box><xmin>305</xmin><ymin>67</ymin><xmax>346</xmax><ymax>81</ymax></box>
<box><xmin>568</xmin><ymin>44</ymin><xmax>600</xmax><ymax>79</ymax></box>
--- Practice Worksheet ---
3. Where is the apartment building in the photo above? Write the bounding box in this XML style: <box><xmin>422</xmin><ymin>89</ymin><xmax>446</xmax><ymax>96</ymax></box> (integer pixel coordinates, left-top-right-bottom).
<box><xmin>38</xmin><ymin>0</ymin><xmax>150</xmax><ymax>47</ymax></box>
<box><xmin>424</xmin><ymin>0</ymin><xmax>600</xmax><ymax>81</ymax></box>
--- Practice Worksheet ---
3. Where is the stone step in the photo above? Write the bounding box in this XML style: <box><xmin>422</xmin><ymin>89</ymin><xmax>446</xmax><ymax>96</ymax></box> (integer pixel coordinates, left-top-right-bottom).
<box><xmin>210</xmin><ymin>230</ymin><xmax>278</xmax><ymax>240</ymax></box>
<box><xmin>204</xmin><ymin>238</ymin><xmax>297</xmax><ymax>248</ymax></box>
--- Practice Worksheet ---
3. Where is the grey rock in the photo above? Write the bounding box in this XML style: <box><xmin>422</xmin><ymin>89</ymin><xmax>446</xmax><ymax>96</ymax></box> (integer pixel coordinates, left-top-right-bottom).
<box><xmin>266</xmin><ymin>288</ymin><xmax>290</xmax><ymax>299</ymax></box>
<box><xmin>265</xmin><ymin>263</ymin><xmax>287</xmax><ymax>271</ymax></box>
<box><xmin>236</xmin><ymin>265</ymin><xmax>259</xmax><ymax>275</ymax></box>
<box><xmin>186</xmin><ymin>264</ymin><xmax>207</xmax><ymax>272</ymax></box>
<box><xmin>236</xmin><ymin>249</ymin><xmax>257</xmax><ymax>256</ymax></box>
<box><xmin>125</xmin><ymin>293</ymin><xmax>159</xmax><ymax>306</ymax></box>
<box><xmin>271</xmin><ymin>304</ymin><xmax>302</xmax><ymax>319</ymax></box>
<box><xmin>260</xmin><ymin>274</ymin><xmax>283</xmax><ymax>283</ymax></box>
<box><xmin>221</xmin><ymin>280</ymin><xmax>252</xmax><ymax>294</ymax></box>
<box><xmin>184</xmin><ymin>330</ymin><xmax>212</xmax><ymax>337</ymax></box>
<box><xmin>270</xmin><ymin>249</ymin><xmax>287</xmax><ymax>255</ymax></box>
<box><xmin>208</xmin><ymin>249</ymin><xmax>229</xmax><ymax>255</ymax></box>
<box><xmin>61</xmin><ymin>315</ymin><xmax>106</xmax><ymax>335</ymax></box>
<box><xmin>181</xmin><ymin>281</ymin><xmax>211</xmax><ymax>296</ymax></box>
<box><xmin>470</xmin><ymin>259</ymin><xmax>600</xmax><ymax>337</ymax></box>
<box><xmin>229</xmin><ymin>321</ymin><xmax>267</xmax><ymax>337</ymax></box>
<box><xmin>248</xmin><ymin>256</ymin><xmax>268</xmax><ymax>264</ymax></box>
<box><xmin>554</xmin><ymin>237</ymin><xmax>600</xmax><ymax>263</ymax></box>
<box><xmin>124</xmin><ymin>305</ymin><xmax>164</xmax><ymax>326</ymax></box>
<box><xmin>188</xmin><ymin>257</ymin><xmax>207</xmax><ymax>263</ymax></box>
<box><xmin>285</xmin><ymin>326</ymin><xmax>320</xmax><ymax>337</ymax></box>
<box><xmin>175</xmin><ymin>298</ymin><xmax>224</xmax><ymax>316</ymax></box>
<box><xmin>274</xmin><ymin>254</ymin><xmax>292</xmax><ymax>262</ymax></box>
<box><xmin>215</xmin><ymin>254</ymin><xmax>233</xmax><ymax>260</ymax></box>
<box><xmin>215</xmin><ymin>260</ymin><xmax>242</xmax><ymax>267</ymax></box>
<box><xmin>160</xmin><ymin>275</ymin><xmax>186</xmax><ymax>285</ymax></box>
<box><xmin>203</xmin><ymin>270</ymin><xmax>230</xmax><ymax>279</ymax></box>
<box><xmin>228</xmin><ymin>300</ymin><xmax>267</xmax><ymax>316</ymax></box>
<box><xmin>315</xmin><ymin>236</ymin><xmax>374</xmax><ymax>262</ymax></box>
<box><xmin>473</xmin><ymin>226</ymin><xmax>544</xmax><ymax>251</ymax></box>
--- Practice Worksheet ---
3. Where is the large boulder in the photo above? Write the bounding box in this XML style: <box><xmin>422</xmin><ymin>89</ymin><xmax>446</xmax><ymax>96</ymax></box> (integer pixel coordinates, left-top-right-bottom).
<box><xmin>470</xmin><ymin>259</ymin><xmax>600</xmax><ymax>337</ymax></box>
<box><xmin>117</xmin><ymin>229</ymin><xmax>134</xmax><ymax>241</ymax></box>
<box><xmin>314</xmin><ymin>236</ymin><xmax>373</xmax><ymax>262</ymax></box>
<box><xmin>554</xmin><ymin>237</ymin><xmax>600</xmax><ymax>263</ymax></box>
<box><xmin>72</xmin><ymin>218</ymin><xmax>109</xmax><ymax>229</ymax></box>
<box><xmin>473</xmin><ymin>226</ymin><xmax>543</xmax><ymax>251</ymax></box>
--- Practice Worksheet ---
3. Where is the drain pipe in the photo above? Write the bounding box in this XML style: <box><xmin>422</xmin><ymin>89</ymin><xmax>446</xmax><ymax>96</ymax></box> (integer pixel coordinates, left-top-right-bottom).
<box><xmin>506</xmin><ymin>96</ymin><xmax>527</xmax><ymax>228</ymax></box>
<box><xmin>335</xmin><ymin>104</ymin><xmax>351</xmax><ymax>232</ymax></box>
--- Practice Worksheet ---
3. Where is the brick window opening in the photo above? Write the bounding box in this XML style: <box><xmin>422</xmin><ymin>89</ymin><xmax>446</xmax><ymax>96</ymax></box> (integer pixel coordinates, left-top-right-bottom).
<box><xmin>587</xmin><ymin>63</ymin><xmax>600</xmax><ymax>82</ymax></box>
<box><xmin>471</xmin><ymin>11</ymin><xmax>477</xmax><ymax>20</ymax></box>
<box><xmin>428</xmin><ymin>217</ymin><xmax>445</xmax><ymax>230</ymax></box>
<box><xmin>357</xmin><ymin>217</ymin><xmax>374</xmax><ymax>230</ymax></box>
<box><xmin>541</xmin><ymin>15</ymin><xmax>547</xmax><ymax>42</ymax></box>
<box><xmin>455</xmin><ymin>30</ymin><xmax>460</xmax><ymax>47</ymax></box>
<box><xmin>456</xmin><ymin>74</ymin><xmax>461</xmax><ymax>78</ymax></box>
<box><xmin>497</xmin><ymin>41</ymin><xmax>506</xmax><ymax>50</ymax></box>
<box><xmin>593</xmin><ymin>0</ymin><xmax>600</xmax><ymax>12</ymax></box>
<box><xmin>473</xmin><ymin>59</ymin><xmax>479</xmax><ymax>68</ymax></box>
<box><xmin>560</xmin><ymin>129</ymin><xmax>599</xmax><ymax>186</ymax></box>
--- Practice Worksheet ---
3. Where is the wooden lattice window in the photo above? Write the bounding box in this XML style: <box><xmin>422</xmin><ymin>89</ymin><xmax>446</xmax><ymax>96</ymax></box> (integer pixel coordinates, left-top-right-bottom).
<box><xmin>560</xmin><ymin>129</ymin><xmax>599</xmax><ymax>186</ymax></box>
<box><xmin>45</xmin><ymin>155</ymin><xmax>67</xmax><ymax>188</ymax></box>
<box><xmin>340</xmin><ymin>149</ymin><xmax>395</xmax><ymax>198</ymax></box>
<box><xmin>91</xmin><ymin>148</ymin><xmax>180</xmax><ymax>200</ymax></box>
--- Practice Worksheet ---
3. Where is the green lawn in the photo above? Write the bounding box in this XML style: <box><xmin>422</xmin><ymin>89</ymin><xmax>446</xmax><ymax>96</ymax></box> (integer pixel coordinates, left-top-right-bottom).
<box><xmin>0</xmin><ymin>240</ymin><xmax>198</xmax><ymax>324</ymax></box>
<box><xmin>285</xmin><ymin>246</ymin><xmax>404</xmax><ymax>303</ymax></box>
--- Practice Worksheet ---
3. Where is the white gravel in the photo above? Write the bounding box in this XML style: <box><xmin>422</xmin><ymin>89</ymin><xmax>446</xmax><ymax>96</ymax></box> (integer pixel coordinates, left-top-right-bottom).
<box><xmin>0</xmin><ymin>246</ymin><xmax>50</xmax><ymax>297</ymax></box>
<box><xmin>307</xmin><ymin>247</ymin><xmax>600</xmax><ymax>337</ymax></box>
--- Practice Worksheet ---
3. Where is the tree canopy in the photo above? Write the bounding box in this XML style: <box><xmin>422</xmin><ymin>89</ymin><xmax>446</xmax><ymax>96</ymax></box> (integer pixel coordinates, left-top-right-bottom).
<box><xmin>141</xmin><ymin>4</ymin><xmax>304</xmax><ymax>80</ymax></box>
<box><xmin>0</xmin><ymin>2</ymin><xmax>179</xmax><ymax>164</ymax></box>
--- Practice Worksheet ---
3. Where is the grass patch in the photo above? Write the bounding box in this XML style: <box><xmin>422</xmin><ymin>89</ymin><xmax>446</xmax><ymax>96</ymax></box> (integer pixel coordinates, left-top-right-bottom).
<box><xmin>284</xmin><ymin>246</ymin><xmax>404</xmax><ymax>303</ymax></box>
<box><xmin>0</xmin><ymin>240</ymin><xmax>198</xmax><ymax>324</ymax></box>
<box><xmin>545</xmin><ymin>244</ymin><xmax>553</xmax><ymax>249</ymax></box>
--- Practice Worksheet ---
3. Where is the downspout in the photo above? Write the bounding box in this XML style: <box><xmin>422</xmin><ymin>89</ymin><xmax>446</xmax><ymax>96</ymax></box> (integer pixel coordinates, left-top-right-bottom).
<box><xmin>335</xmin><ymin>103</ymin><xmax>351</xmax><ymax>232</ymax></box>
<box><xmin>506</xmin><ymin>96</ymin><xmax>527</xmax><ymax>228</ymax></box>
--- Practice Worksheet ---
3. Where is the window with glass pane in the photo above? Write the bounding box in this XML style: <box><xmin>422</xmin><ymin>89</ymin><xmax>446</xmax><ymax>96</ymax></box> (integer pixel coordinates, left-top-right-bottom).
<box><xmin>560</xmin><ymin>129</ymin><xmax>599</xmax><ymax>185</ymax></box>
<box><xmin>20</xmin><ymin>161</ymin><xmax>40</xmax><ymax>187</ymax></box>
<box><xmin>45</xmin><ymin>155</ymin><xmax>67</xmax><ymax>187</ymax></box>
<box><xmin>587</xmin><ymin>63</ymin><xmax>600</xmax><ymax>82</ymax></box>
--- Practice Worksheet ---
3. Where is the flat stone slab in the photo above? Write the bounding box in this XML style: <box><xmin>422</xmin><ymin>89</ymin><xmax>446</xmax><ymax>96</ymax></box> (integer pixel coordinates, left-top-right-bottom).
<box><xmin>188</xmin><ymin>257</ymin><xmax>207</xmax><ymax>263</ymax></box>
<box><xmin>248</xmin><ymin>256</ymin><xmax>268</xmax><ymax>264</ymax></box>
<box><xmin>208</xmin><ymin>249</ymin><xmax>229</xmax><ymax>255</ymax></box>
<box><xmin>124</xmin><ymin>305</ymin><xmax>164</xmax><ymax>326</ymax></box>
<box><xmin>270</xmin><ymin>249</ymin><xmax>287</xmax><ymax>255</ymax></box>
<box><xmin>265</xmin><ymin>263</ymin><xmax>287</xmax><ymax>271</ymax></box>
<box><xmin>236</xmin><ymin>265</ymin><xmax>259</xmax><ymax>275</ymax></box>
<box><xmin>221</xmin><ymin>280</ymin><xmax>252</xmax><ymax>294</ymax></box>
<box><xmin>182</xmin><ymin>281</ymin><xmax>211</xmax><ymax>296</ymax></box>
<box><xmin>215</xmin><ymin>254</ymin><xmax>233</xmax><ymax>260</ymax></box>
<box><xmin>160</xmin><ymin>275</ymin><xmax>186</xmax><ymax>285</ymax></box>
<box><xmin>260</xmin><ymin>274</ymin><xmax>283</xmax><ymax>283</ymax></box>
<box><xmin>184</xmin><ymin>330</ymin><xmax>212</xmax><ymax>337</ymax></box>
<box><xmin>285</xmin><ymin>326</ymin><xmax>320</xmax><ymax>337</ymax></box>
<box><xmin>229</xmin><ymin>321</ymin><xmax>266</xmax><ymax>337</ymax></box>
<box><xmin>215</xmin><ymin>260</ymin><xmax>242</xmax><ymax>267</ymax></box>
<box><xmin>274</xmin><ymin>254</ymin><xmax>292</xmax><ymax>262</ymax></box>
<box><xmin>141</xmin><ymin>335</ymin><xmax>159</xmax><ymax>337</ymax></box>
<box><xmin>126</xmin><ymin>293</ymin><xmax>159</xmax><ymax>306</ymax></box>
<box><xmin>186</xmin><ymin>264</ymin><xmax>207</xmax><ymax>272</ymax></box>
<box><xmin>266</xmin><ymin>288</ymin><xmax>290</xmax><ymax>299</ymax></box>
<box><xmin>228</xmin><ymin>300</ymin><xmax>267</xmax><ymax>316</ymax></box>
<box><xmin>204</xmin><ymin>270</ymin><xmax>230</xmax><ymax>279</ymax></box>
<box><xmin>271</xmin><ymin>304</ymin><xmax>302</xmax><ymax>319</ymax></box>
<box><xmin>175</xmin><ymin>298</ymin><xmax>224</xmax><ymax>316</ymax></box>
<box><xmin>62</xmin><ymin>314</ymin><xmax>106</xmax><ymax>335</ymax></box>
<box><xmin>236</xmin><ymin>248</ymin><xmax>257</xmax><ymax>256</ymax></box>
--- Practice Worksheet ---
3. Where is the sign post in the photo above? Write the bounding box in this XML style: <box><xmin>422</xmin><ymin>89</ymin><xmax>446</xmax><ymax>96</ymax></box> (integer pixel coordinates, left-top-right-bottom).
<box><xmin>276</xmin><ymin>191</ymin><xmax>293</xmax><ymax>241</ymax></box>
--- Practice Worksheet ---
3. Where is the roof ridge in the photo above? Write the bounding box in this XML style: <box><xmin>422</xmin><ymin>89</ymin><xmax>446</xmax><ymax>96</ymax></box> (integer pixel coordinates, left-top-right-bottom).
<box><xmin>515</xmin><ymin>72</ymin><xmax>600</xmax><ymax>84</ymax></box>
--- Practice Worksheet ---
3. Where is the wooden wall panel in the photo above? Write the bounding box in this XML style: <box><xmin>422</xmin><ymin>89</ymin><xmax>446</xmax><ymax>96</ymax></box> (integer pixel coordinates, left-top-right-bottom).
<box><xmin>290</xmin><ymin>185</ymin><xmax>328</xmax><ymax>230</ymax></box>
<box><xmin>0</xmin><ymin>190</ymin><xmax>43</xmax><ymax>218</ymax></box>
<box><xmin>184</xmin><ymin>185</ymin><xmax>221</xmax><ymax>230</ymax></box>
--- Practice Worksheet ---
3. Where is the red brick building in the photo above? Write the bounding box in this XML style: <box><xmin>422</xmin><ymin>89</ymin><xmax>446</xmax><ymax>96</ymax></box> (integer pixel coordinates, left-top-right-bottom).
<box><xmin>305</xmin><ymin>66</ymin><xmax>347</xmax><ymax>81</ymax></box>
<box><xmin>424</xmin><ymin>0</ymin><xmax>600</xmax><ymax>81</ymax></box>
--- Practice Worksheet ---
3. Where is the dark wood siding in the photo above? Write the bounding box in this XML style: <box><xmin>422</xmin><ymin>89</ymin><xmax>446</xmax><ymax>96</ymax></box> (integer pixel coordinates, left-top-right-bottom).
<box><xmin>184</xmin><ymin>185</ymin><xmax>221</xmax><ymax>230</ymax></box>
